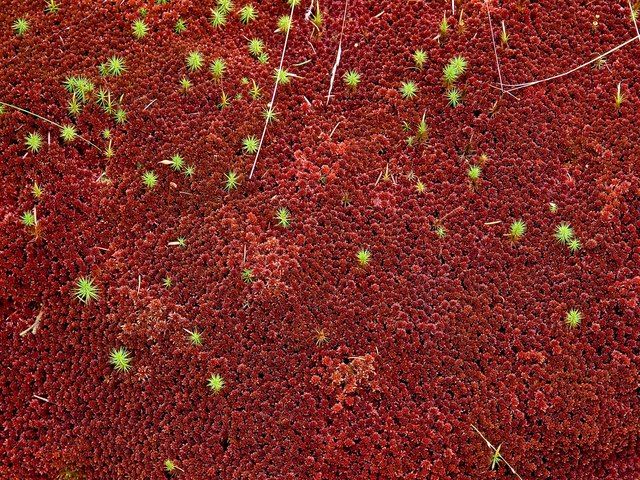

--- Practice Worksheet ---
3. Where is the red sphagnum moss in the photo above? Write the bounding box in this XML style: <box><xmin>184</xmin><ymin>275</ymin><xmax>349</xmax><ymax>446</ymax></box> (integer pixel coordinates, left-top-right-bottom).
<box><xmin>1</xmin><ymin>0</ymin><xmax>639</xmax><ymax>478</ymax></box>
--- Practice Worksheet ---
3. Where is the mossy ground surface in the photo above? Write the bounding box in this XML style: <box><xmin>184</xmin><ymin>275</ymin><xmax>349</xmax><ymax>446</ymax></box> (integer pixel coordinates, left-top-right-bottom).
<box><xmin>1</xmin><ymin>1</ymin><xmax>639</xmax><ymax>478</ymax></box>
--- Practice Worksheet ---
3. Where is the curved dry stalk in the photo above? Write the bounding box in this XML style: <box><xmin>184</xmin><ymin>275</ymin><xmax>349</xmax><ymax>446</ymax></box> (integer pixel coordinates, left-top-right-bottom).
<box><xmin>485</xmin><ymin>0</ymin><xmax>504</xmax><ymax>91</ymax></box>
<box><xmin>471</xmin><ymin>425</ymin><xmax>523</xmax><ymax>480</ymax></box>
<box><xmin>326</xmin><ymin>0</ymin><xmax>350</xmax><ymax>105</ymax></box>
<box><xmin>502</xmin><ymin>34</ymin><xmax>639</xmax><ymax>93</ymax></box>
<box><xmin>248</xmin><ymin>2</ymin><xmax>296</xmax><ymax>179</ymax></box>
<box><xmin>630</xmin><ymin>0</ymin><xmax>640</xmax><ymax>38</ymax></box>
<box><xmin>19</xmin><ymin>308</ymin><xmax>43</xmax><ymax>337</ymax></box>
<box><xmin>0</xmin><ymin>101</ymin><xmax>103</xmax><ymax>152</ymax></box>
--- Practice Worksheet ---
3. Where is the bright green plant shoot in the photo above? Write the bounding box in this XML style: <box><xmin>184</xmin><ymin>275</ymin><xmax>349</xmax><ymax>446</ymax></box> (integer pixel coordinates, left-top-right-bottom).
<box><xmin>443</xmin><ymin>55</ymin><xmax>468</xmax><ymax>84</ymax></box>
<box><xmin>356</xmin><ymin>249</ymin><xmax>371</xmax><ymax>266</ymax></box>
<box><xmin>180</xmin><ymin>76</ymin><xmax>192</xmax><ymax>92</ymax></box>
<box><xmin>554</xmin><ymin>223</ymin><xmax>574</xmax><ymax>244</ymax></box>
<box><xmin>413</xmin><ymin>49</ymin><xmax>427</xmax><ymax>70</ymax></box>
<box><xmin>68</xmin><ymin>95</ymin><xmax>81</xmax><ymax>116</ymax></box>
<box><xmin>450</xmin><ymin>55</ymin><xmax>468</xmax><ymax>76</ymax></box>
<box><xmin>168</xmin><ymin>153</ymin><xmax>184</xmax><ymax>171</ymax></box>
<box><xmin>568</xmin><ymin>238</ymin><xmax>582</xmax><ymax>254</ymax></box>
<box><xmin>248</xmin><ymin>38</ymin><xmax>264</xmax><ymax>57</ymax></box>
<box><xmin>262</xmin><ymin>106</ymin><xmax>277</xmax><ymax>123</ymax></box>
<box><xmin>242</xmin><ymin>135</ymin><xmax>259</xmax><ymax>154</ymax></box>
<box><xmin>343</xmin><ymin>70</ymin><xmax>361</xmax><ymax>89</ymax></box>
<box><xmin>13</xmin><ymin>18</ymin><xmax>29</xmax><ymax>36</ymax></box>
<box><xmin>174</xmin><ymin>18</ymin><xmax>187</xmax><ymax>33</ymax></box>
<box><xmin>210</xmin><ymin>58</ymin><xmax>226</xmax><ymax>81</ymax></box>
<box><xmin>32</xmin><ymin>181</ymin><xmax>43</xmax><ymax>198</ymax></box>
<box><xmin>64</xmin><ymin>75</ymin><xmax>94</xmax><ymax>101</ymax></box>
<box><xmin>615</xmin><ymin>83</ymin><xmax>624</xmax><ymax>109</ymax></box>
<box><xmin>210</xmin><ymin>8</ymin><xmax>228</xmax><ymax>28</ymax></box>
<box><xmin>439</xmin><ymin>13</ymin><xmax>449</xmax><ymax>36</ymax></box>
<box><xmin>109</xmin><ymin>347</ymin><xmax>132</xmax><ymax>372</ymax></box>
<box><xmin>186</xmin><ymin>328</ymin><xmax>203</xmax><ymax>346</ymax></box>
<box><xmin>565</xmin><ymin>309</ymin><xmax>582</xmax><ymax>328</ymax></box>
<box><xmin>446</xmin><ymin>87</ymin><xmax>462</xmax><ymax>107</ymax></box>
<box><xmin>490</xmin><ymin>444</ymin><xmax>503</xmax><ymax>470</ymax></box>
<box><xmin>468</xmin><ymin>165</ymin><xmax>481</xmax><ymax>183</ymax></box>
<box><xmin>114</xmin><ymin>108</ymin><xmax>127</xmax><ymax>124</ymax></box>
<box><xmin>415</xmin><ymin>113</ymin><xmax>429</xmax><ymax>143</ymax></box>
<box><xmin>217</xmin><ymin>0</ymin><xmax>234</xmax><ymax>13</ymax></box>
<box><xmin>132</xmin><ymin>19</ymin><xmax>149</xmax><ymax>39</ymax></box>
<box><xmin>275</xmin><ymin>207</ymin><xmax>291</xmax><ymax>228</ymax></box>
<box><xmin>25</xmin><ymin>132</ymin><xmax>43</xmax><ymax>153</ymax></box>
<box><xmin>400</xmin><ymin>81</ymin><xmax>418</xmax><ymax>99</ymax></box>
<box><xmin>60</xmin><ymin>125</ymin><xmax>77</xmax><ymax>143</ymax></box>
<box><xmin>21</xmin><ymin>210</ymin><xmax>36</xmax><ymax>227</ymax></box>
<box><xmin>509</xmin><ymin>219</ymin><xmax>526</xmax><ymax>242</ymax></box>
<box><xmin>238</xmin><ymin>4</ymin><xmax>257</xmax><ymax>24</ymax></box>
<box><xmin>142</xmin><ymin>171</ymin><xmax>158</xmax><ymax>189</ymax></box>
<box><xmin>207</xmin><ymin>373</ymin><xmax>225</xmax><ymax>393</ymax></box>
<box><xmin>183</xmin><ymin>165</ymin><xmax>195</xmax><ymax>178</ymax></box>
<box><xmin>274</xmin><ymin>68</ymin><xmax>292</xmax><ymax>85</ymax></box>
<box><xmin>74</xmin><ymin>276</ymin><xmax>99</xmax><ymax>304</ymax></box>
<box><xmin>164</xmin><ymin>459</ymin><xmax>177</xmax><ymax>474</ymax></box>
<box><xmin>105</xmin><ymin>56</ymin><xmax>126</xmax><ymax>76</ymax></box>
<box><xmin>277</xmin><ymin>15</ymin><xmax>292</xmax><ymax>33</ymax></box>
<box><xmin>186</xmin><ymin>51</ymin><xmax>204</xmax><ymax>72</ymax></box>
<box><xmin>249</xmin><ymin>80</ymin><xmax>262</xmax><ymax>100</ymax></box>
<box><xmin>224</xmin><ymin>171</ymin><xmax>239</xmax><ymax>191</ymax></box>
<box><xmin>45</xmin><ymin>1</ymin><xmax>59</xmax><ymax>14</ymax></box>
<box><xmin>241</xmin><ymin>268</ymin><xmax>254</xmax><ymax>283</ymax></box>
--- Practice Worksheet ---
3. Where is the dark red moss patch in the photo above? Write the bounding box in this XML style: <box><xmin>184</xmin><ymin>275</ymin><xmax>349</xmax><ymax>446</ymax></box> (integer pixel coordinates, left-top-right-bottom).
<box><xmin>1</xmin><ymin>0</ymin><xmax>639</xmax><ymax>478</ymax></box>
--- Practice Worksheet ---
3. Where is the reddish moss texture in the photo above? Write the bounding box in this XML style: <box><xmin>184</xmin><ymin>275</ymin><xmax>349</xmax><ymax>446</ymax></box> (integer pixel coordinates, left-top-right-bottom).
<box><xmin>1</xmin><ymin>0</ymin><xmax>639</xmax><ymax>478</ymax></box>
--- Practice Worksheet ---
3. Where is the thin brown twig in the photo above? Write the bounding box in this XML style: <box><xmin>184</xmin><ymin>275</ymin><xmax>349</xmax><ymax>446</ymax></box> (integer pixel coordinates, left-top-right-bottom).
<box><xmin>329</xmin><ymin>121</ymin><xmax>341</xmax><ymax>138</ymax></box>
<box><xmin>326</xmin><ymin>0</ymin><xmax>350</xmax><ymax>105</ymax></box>
<box><xmin>488</xmin><ymin>83</ymin><xmax>519</xmax><ymax>100</ymax></box>
<box><xmin>471</xmin><ymin>425</ymin><xmax>523</xmax><ymax>480</ymax></box>
<box><xmin>439</xmin><ymin>205</ymin><xmax>464</xmax><ymax>222</ymax></box>
<box><xmin>502</xmin><ymin>34</ymin><xmax>640</xmax><ymax>92</ymax></box>
<box><xmin>20</xmin><ymin>308</ymin><xmax>43</xmax><ymax>337</ymax></box>
<box><xmin>485</xmin><ymin>0</ymin><xmax>504</xmax><ymax>92</ymax></box>
<box><xmin>249</xmin><ymin>2</ymin><xmax>297</xmax><ymax>179</ymax></box>
<box><xmin>305</xmin><ymin>0</ymin><xmax>315</xmax><ymax>21</ymax></box>
<box><xmin>629</xmin><ymin>0</ymin><xmax>640</xmax><ymax>39</ymax></box>
<box><xmin>374</xmin><ymin>169</ymin><xmax>383</xmax><ymax>186</ymax></box>
<box><xmin>143</xmin><ymin>99</ymin><xmax>157</xmax><ymax>111</ymax></box>
<box><xmin>0</xmin><ymin>101</ymin><xmax>103</xmax><ymax>152</ymax></box>
<box><xmin>33</xmin><ymin>394</ymin><xmax>55</xmax><ymax>404</ymax></box>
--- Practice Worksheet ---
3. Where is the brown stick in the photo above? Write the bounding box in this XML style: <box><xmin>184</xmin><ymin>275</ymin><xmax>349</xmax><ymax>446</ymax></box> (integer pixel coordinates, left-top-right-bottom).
<box><xmin>249</xmin><ymin>2</ymin><xmax>297</xmax><ymax>179</ymax></box>
<box><xmin>20</xmin><ymin>308</ymin><xmax>43</xmax><ymax>337</ymax></box>
<box><xmin>326</xmin><ymin>0</ymin><xmax>350</xmax><ymax>105</ymax></box>
<box><xmin>471</xmin><ymin>425</ymin><xmax>523</xmax><ymax>480</ymax></box>
<box><xmin>0</xmin><ymin>101</ymin><xmax>102</xmax><ymax>152</ymax></box>
<box><xmin>485</xmin><ymin>1</ymin><xmax>504</xmax><ymax>92</ymax></box>
<box><xmin>502</xmin><ymin>34</ymin><xmax>640</xmax><ymax>92</ymax></box>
